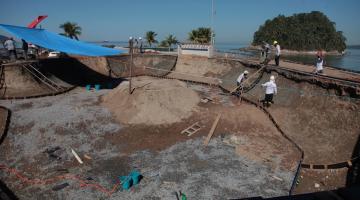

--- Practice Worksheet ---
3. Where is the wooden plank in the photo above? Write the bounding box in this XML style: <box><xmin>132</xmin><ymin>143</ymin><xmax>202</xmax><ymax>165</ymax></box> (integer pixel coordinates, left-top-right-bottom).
<box><xmin>230</xmin><ymin>65</ymin><xmax>266</xmax><ymax>94</ymax></box>
<box><xmin>203</xmin><ymin>114</ymin><xmax>221</xmax><ymax>146</ymax></box>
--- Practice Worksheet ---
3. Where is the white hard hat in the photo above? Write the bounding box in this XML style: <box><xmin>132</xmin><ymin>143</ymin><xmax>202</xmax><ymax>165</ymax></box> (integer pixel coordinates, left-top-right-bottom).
<box><xmin>244</xmin><ymin>70</ymin><xmax>249</xmax><ymax>74</ymax></box>
<box><xmin>270</xmin><ymin>75</ymin><xmax>275</xmax><ymax>81</ymax></box>
<box><xmin>139</xmin><ymin>37</ymin><xmax>142</xmax><ymax>40</ymax></box>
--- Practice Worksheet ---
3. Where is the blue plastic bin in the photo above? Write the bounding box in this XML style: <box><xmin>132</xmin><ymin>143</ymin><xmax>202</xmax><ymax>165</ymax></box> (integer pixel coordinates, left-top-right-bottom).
<box><xmin>95</xmin><ymin>84</ymin><xmax>101</xmax><ymax>91</ymax></box>
<box><xmin>129</xmin><ymin>170</ymin><xmax>141</xmax><ymax>185</ymax></box>
<box><xmin>119</xmin><ymin>176</ymin><xmax>133</xmax><ymax>190</ymax></box>
<box><xmin>86</xmin><ymin>85</ymin><xmax>91</xmax><ymax>91</ymax></box>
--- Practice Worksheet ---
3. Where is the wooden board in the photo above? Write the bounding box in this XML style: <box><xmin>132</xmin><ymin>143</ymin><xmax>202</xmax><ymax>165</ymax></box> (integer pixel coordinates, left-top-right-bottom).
<box><xmin>203</xmin><ymin>114</ymin><xmax>221</xmax><ymax>146</ymax></box>
<box><xmin>230</xmin><ymin>65</ymin><xmax>266</xmax><ymax>94</ymax></box>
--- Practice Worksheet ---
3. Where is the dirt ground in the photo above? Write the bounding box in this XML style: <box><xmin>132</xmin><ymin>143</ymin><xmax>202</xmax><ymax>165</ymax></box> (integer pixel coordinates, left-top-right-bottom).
<box><xmin>0</xmin><ymin>80</ymin><xmax>299</xmax><ymax>199</ymax></box>
<box><xmin>244</xmin><ymin>72</ymin><xmax>360</xmax><ymax>164</ymax></box>
<box><xmin>1</xmin><ymin>55</ymin><xmax>359</xmax><ymax>199</ymax></box>
<box><xmin>294</xmin><ymin>168</ymin><xmax>348</xmax><ymax>194</ymax></box>
<box><xmin>0</xmin><ymin>107</ymin><xmax>8</xmax><ymax>138</ymax></box>
<box><xmin>243</xmin><ymin>71</ymin><xmax>360</xmax><ymax>194</ymax></box>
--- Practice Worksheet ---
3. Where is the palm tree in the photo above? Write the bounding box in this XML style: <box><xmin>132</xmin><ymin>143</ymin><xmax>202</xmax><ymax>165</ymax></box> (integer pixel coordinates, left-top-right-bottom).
<box><xmin>163</xmin><ymin>34</ymin><xmax>178</xmax><ymax>51</ymax></box>
<box><xmin>59</xmin><ymin>22</ymin><xmax>82</xmax><ymax>40</ymax></box>
<box><xmin>188</xmin><ymin>27</ymin><xmax>211</xmax><ymax>44</ymax></box>
<box><xmin>145</xmin><ymin>31</ymin><xmax>158</xmax><ymax>47</ymax></box>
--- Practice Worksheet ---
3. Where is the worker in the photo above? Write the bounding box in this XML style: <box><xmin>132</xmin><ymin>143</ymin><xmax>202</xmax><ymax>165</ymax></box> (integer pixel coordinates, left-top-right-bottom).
<box><xmin>237</xmin><ymin>70</ymin><xmax>249</xmax><ymax>86</ymax></box>
<box><xmin>139</xmin><ymin>37</ymin><xmax>143</xmax><ymax>53</ymax></box>
<box><xmin>260</xmin><ymin>41</ymin><xmax>271</xmax><ymax>64</ymax></box>
<box><xmin>273</xmin><ymin>41</ymin><xmax>281</xmax><ymax>66</ymax></box>
<box><xmin>314</xmin><ymin>50</ymin><xmax>324</xmax><ymax>74</ymax></box>
<box><xmin>4</xmin><ymin>37</ymin><xmax>17</xmax><ymax>61</ymax></box>
<box><xmin>22</xmin><ymin>39</ymin><xmax>28</xmax><ymax>60</ymax></box>
<box><xmin>261</xmin><ymin>75</ymin><xmax>277</xmax><ymax>107</ymax></box>
<box><xmin>235</xmin><ymin>70</ymin><xmax>249</xmax><ymax>97</ymax></box>
<box><xmin>314</xmin><ymin>55</ymin><xmax>324</xmax><ymax>74</ymax></box>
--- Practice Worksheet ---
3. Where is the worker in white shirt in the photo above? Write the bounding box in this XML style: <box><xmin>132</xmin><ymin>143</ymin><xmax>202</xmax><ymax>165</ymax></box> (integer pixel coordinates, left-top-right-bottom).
<box><xmin>314</xmin><ymin>51</ymin><xmax>324</xmax><ymax>74</ymax></box>
<box><xmin>4</xmin><ymin>37</ymin><xmax>17</xmax><ymax>61</ymax></box>
<box><xmin>235</xmin><ymin>70</ymin><xmax>249</xmax><ymax>97</ymax></box>
<box><xmin>273</xmin><ymin>41</ymin><xmax>281</xmax><ymax>66</ymax></box>
<box><xmin>261</xmin><ymin>75</ymin><xmax>277</xmax><ymax>107</ymax></box>
<box><xmin>236</xmin><ymin>70</ymin><xmax>249</xmax><ymax>86</ymax></box>
<box><xmin>314</xmin><ymin>55</ymin><xmax>324</xmax><ymax>74</ymax></box>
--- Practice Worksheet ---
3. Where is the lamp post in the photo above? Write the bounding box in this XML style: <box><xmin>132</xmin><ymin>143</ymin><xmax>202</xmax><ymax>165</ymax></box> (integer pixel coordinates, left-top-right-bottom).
<box><xmin>128</xmin><ymin>36</ymin><xmax>134</xmax><ymax>94</ymax></box>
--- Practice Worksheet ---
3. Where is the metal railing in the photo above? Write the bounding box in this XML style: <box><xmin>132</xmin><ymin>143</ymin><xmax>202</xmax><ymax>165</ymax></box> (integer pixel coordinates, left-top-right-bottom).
<box><xmin>21</xmin><ymin>63</ymin><xmax>63</xmax><ymax>91</ymax></box>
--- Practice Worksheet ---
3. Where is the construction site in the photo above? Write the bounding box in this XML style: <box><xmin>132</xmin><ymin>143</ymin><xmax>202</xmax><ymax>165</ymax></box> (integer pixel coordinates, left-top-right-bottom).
<box><xmin>0</xmin><ymin>51</ymin><xmax>359</xmax><ymax>199</ymax></box>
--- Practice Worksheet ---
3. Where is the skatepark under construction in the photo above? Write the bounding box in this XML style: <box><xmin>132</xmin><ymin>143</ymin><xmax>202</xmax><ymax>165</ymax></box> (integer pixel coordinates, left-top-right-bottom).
<box><xmin>0</xmin><ymin>54</ymin><xmax>360</xmax><ymax>199</ymax></box>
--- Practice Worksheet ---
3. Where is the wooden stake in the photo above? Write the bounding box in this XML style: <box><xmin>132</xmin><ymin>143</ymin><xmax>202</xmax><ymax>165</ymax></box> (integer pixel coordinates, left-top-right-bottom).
<box><xmin>203</xmin><ymin>114</ymin><xmax>221</xmax><ymax>146</ymax></box>
<box><xmin>71</xmin><ymin>148</ymin><xmax>83</xmax><ymax>164</ymax></box>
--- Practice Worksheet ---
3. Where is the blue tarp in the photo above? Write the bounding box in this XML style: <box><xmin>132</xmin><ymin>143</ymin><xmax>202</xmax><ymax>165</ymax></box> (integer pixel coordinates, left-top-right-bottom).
<box><xmin>0</xmin><ymin>24</ymin><xmax>124</xmax><ymax>56</ymax></box>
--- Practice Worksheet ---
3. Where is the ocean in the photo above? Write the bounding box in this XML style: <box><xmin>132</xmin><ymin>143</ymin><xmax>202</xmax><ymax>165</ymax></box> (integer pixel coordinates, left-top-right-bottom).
<box><xmin>214</xmin><ymin>43</ymin><xmax>360</xmax><ymax>72</ymax></box>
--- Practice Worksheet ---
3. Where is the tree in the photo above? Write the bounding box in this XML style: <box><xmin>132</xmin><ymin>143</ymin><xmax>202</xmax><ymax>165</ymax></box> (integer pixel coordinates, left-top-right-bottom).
<box><xmin>252</xmin><ymin>11</ymin><xmax>346</xmax><ymax>52</ymax></box>
<box><xmin>188</xmin><ymin>27</ymin><xmax>211</xmax><ymax>44</ymax></box>
<box><xmin>145</xmin><ymin>31</ymin><xmax>158</xmax><ymax>47</ymax></box>
<box><xmin>159</xmin><ymin>34</ymin><xmax>178</xmax><ymax>51</ymax></box>
<box><xmin>59</xmin><ymin>22</ymin><xmax>82</xmax><ymax>40</ymax></box>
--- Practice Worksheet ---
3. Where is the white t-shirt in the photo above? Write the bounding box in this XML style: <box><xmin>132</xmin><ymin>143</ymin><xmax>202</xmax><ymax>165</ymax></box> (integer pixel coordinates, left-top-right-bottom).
<box><xmin>275</xmin><ymin>44</ymin><xmax>281</xmax><ymax>56</ymax></box>
<box><xmin>236</xmin><ymin>73</ymin><xmax>245</xmax><ymax>83</ymax></box>
<box><xmin>262</xmin><ymin>81</ymin><xmax>277</xmax><ymax>94</ymax></box>
<box><xmin>4</xmin><ymin>39</ymin><xmax>15</xmax><ymax>50</ymax></box>
<box><xmin>316</xmin><ymin>57</ymin><xmax>323</xmax><ymax>71</ymax></box>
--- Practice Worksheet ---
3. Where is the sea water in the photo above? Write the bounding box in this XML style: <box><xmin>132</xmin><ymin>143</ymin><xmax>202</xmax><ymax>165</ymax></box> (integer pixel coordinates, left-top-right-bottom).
<box><xmin>215</xmin><ymin>43</ymin><xmax>360</xmax><ymax>72</ymax></box>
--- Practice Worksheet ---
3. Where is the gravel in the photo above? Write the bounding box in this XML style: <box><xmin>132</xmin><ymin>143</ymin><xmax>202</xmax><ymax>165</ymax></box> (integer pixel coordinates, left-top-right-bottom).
<box><xmin>0</xmin><ymin>87</ymin><xmax>295</xmax><ymax>199</ymax></box>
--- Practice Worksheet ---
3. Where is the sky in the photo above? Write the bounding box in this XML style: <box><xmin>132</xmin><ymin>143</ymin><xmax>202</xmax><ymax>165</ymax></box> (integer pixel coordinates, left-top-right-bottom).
<box><xmin>1</xmin><ymin>0</ymin><xmax>360</xmax><ymax>45</ymax></box>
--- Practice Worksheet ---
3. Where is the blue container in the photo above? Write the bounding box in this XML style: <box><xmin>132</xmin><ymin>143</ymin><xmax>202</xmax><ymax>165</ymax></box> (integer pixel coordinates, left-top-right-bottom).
<box><xmin>95</xmin><ymin>84</ymin><xmax>101</xmax><ymax>91</ymax></box>
<box><xmin>86</xmin><ymin>85</ymin><xmax>91</xmax><ymax>91</ymax></box>
<box><xmin>119</xmin><ymin>176</ymin><xmax>133</xmax><ymax>190</ymax></box>
<box><xmin>129</xmin><ymin>170</ymin><xmax>141</xmax><ymax>185</ymax></box>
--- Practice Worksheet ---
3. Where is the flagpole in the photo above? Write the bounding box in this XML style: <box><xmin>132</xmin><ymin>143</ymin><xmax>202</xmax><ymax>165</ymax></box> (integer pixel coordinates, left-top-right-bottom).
<box><xmin>211</xmin><ymin>0</ymin><xmax>215</xmax><ymax>46</ymax></box>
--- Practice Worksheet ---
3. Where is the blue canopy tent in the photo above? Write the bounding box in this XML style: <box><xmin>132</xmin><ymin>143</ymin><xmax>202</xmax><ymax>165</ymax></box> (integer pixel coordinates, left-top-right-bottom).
<box><xmin>0</xmin><ymin>24</ymin><xmax>124</xmax><ymax>56</ymax></box>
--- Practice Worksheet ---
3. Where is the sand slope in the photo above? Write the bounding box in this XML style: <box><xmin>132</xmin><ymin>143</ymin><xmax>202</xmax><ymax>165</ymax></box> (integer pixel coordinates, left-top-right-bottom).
<box><xmin>102</xmin><ymin>77</ymin><xmax>200</xmax><ymax>125</ymax></box>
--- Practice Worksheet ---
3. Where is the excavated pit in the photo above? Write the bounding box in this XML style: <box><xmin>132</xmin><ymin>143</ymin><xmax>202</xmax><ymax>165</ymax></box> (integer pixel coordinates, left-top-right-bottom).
<box><xmin>0</xmin><ymin>54</ymin><xmax>359</xmax><ymax>198</ymax></box>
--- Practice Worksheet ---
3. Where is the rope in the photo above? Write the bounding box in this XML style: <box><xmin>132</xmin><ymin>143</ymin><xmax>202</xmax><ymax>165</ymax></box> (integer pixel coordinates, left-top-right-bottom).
<box><xmin>0</xmin><ymin>164</ymin><xmax>120</xmax><ymax>197</ymax></box>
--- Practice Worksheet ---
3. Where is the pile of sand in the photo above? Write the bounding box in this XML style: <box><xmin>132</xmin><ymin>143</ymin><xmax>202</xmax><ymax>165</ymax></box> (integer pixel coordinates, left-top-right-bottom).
<box><xmin>102</xmin><ymin>77</ymin><xmax>200</xmax><ymax>125</ymax></box>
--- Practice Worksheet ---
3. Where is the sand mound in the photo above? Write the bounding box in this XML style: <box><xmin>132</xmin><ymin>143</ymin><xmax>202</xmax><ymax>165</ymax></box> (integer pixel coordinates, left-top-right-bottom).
<box><xmin>102</xmin><ymin>77</ymin><xmax>200</xmax><ymax>125</ymax></box>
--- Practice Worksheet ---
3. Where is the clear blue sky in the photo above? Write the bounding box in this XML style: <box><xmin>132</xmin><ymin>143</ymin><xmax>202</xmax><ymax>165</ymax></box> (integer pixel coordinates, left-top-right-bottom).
<box><xmin>1</xmin><ymin>0</ymin><xmax>360</xmax><ymax>45</ymax></box>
